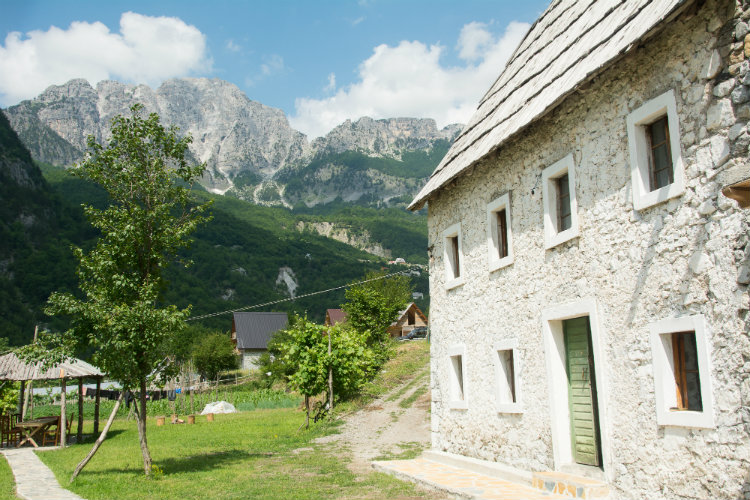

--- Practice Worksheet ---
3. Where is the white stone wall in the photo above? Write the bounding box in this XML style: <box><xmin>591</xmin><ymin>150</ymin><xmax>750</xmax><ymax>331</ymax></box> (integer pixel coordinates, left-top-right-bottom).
<box><xmin>241</xmin><ymin>350</ymin><xmax>264</xmax><ymax>371</ymax></box>
<box><xmin>426</xmin><ymin>2</ymin><xmax>750</xmax><ymax>499</ymax></box>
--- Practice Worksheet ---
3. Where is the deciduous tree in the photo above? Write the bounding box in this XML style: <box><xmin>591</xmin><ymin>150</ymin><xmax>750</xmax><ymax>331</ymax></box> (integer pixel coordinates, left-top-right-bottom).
<box><xmin>46</xmin><ymin>104</ymin><xmax>210</xmax><ymax>475</ymax></box>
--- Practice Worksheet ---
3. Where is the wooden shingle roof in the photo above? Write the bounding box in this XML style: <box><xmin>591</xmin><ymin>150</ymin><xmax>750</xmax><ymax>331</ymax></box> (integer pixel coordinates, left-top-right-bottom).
<box><xmin>0</xmin><ymin>352</ymin><xmax>104</xmax><ymax>381</ymax></box>
<box><xmin>409</xmin><ymin>0</ymin><xmax>692</xmax><ymax>210</ymax></box>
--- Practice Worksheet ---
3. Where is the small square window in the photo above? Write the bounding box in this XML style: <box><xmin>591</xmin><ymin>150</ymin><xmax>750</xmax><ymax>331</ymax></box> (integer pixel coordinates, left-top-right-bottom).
<box><xmin>486</xmin><ymin>193</ymin><xmax>514</xmax><ymax>271</ymax></box>
<box><xmin>649</xmin><ymin>315</ymin><xmax>714</xmax><ymax>428</ymax></box>
<box><xmin>449</xmin><ymin>345</ymin><xmax>468</xmax><ymax>410</ymax></box>
<box><xmin>443</xmin><ymin>223</ymin><xmax>464</xmax><ymax>289</ymax></box>
<box><xmin>494</xmin><ymin>341</ymin><xmax>522</xmax><ymax>413</ymax></box>
<box><xmin>627</xmin><ymin>89</ymin><xmax>685</xmax><ymax>210</ymax></box>
<box><xmin>542</xmin><ymin>154</ymin><xmax>579</xmax><ymax>249</ymax></box>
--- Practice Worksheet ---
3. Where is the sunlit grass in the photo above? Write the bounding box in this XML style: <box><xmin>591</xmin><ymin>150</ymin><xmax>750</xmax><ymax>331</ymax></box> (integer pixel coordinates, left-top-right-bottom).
<box><xmin>0</xmin><ymin>454</ymin><xmax>15</xmax><ymax>500</ymax></box>
<box><xmin>37</xmin><ymin>409</ymin><xmax>428</xmax><ymax>500</ymax></box>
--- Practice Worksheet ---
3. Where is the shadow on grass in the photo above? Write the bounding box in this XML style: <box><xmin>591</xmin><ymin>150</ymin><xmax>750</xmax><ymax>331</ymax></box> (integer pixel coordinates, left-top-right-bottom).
<box><xmin>82</xmin><ymin>449</ymin><xmax>266</xmax><ymax>476</ymax></box>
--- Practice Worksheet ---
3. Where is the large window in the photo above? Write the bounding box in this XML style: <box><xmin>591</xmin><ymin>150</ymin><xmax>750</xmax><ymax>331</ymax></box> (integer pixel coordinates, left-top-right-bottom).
<box><xmin>649</xmin><ymin>315</ymin><xmax>714</xmax><ymax>428</ymax></box>
<box><xmin>542</xmin><ymin>154</ymin><xmax>579</xmax><ymax>249</ymax></box>
<box><xmin>443</xmin><ymin>223</ymin><xmax>464</xmax><ymax>289</ymax></box>
<box><xmin>627</xmin><ymin>89</ymin><xmax>685</xmax><ymax>210</ymax></box>
<box><xmin>486</xmin><ymin>193</ymin><xmax>513</xmax><ymax>271</ymax></box>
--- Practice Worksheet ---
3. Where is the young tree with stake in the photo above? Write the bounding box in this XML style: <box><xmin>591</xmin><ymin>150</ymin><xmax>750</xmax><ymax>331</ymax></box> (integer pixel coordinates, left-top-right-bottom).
<box><xmin>46</xmin><ymin>104</ymin><xmax>210</xmax><ymax>476</ymax></box>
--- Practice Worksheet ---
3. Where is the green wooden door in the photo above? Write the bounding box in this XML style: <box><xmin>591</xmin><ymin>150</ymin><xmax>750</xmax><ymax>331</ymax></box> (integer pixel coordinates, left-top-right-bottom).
<box><xmin>563</xmin><ymin>317</ymin><xmax>601</xmax><ymax>467</ymax></box>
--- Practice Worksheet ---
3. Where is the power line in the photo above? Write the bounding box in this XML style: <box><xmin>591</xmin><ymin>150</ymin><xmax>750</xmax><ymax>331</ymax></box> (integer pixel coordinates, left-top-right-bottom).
<box><xmin>186</xmin><ymin>270</ymin><xmax>410</xmax><ymax>322</ymax></box>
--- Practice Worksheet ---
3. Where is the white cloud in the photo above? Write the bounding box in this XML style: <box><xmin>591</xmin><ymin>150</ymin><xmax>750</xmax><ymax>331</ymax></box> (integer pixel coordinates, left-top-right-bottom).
<box><xmin>0</xmin><ymin>12</ymin><xmax>211</xmax><ymax>106</ymax></box>
<box><xmin>290</xmin><ymin>20</ymin><xmax>529</xmax><ymax>139</ymax></box>
<box><xmin>351</xmin><ymin>17</ymin><xmax>365</xmax><ymax>26</ymax></box>
<box><xmin>457</xmin><ymin>21</ymin><xmax>494</xmax><ymax>61</ymax></box>
<box><xmin>325</xmin><ymin>73</ymin><xmax>336</xmax><ymax>92</ymax></box>
<box><xmin>260</xmin><ymin>54</ymin><xmax>285</xmax><ymax>76</ymax></box>
<box><xmin>226</xmin><ymin>39</ymin><xmax>241</xmax><ymax>52</ymax></box>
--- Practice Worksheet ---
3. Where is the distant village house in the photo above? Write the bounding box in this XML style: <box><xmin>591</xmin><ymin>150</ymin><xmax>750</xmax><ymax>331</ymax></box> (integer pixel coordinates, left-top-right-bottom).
<box><xmin>387</xmin><ymin>303</ymin><xmax>428</xmax><ymax>338</ymax></box>
<box><xmin>231</xmin><ymin>312</ymin><xmax>288</xmax><ymax>370</ymax></box>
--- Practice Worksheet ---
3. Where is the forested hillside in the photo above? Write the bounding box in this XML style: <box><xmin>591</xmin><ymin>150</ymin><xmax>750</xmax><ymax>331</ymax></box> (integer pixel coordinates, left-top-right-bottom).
<box><xmin>1</xmin><ymin>138</ymin><xmax>428</xmax><ymax>345</ymax></box>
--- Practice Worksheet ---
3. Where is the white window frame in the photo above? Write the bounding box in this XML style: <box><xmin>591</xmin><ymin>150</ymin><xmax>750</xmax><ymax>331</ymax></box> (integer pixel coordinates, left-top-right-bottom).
<box><xmin>443</xmin><ymin>223</ymin><xmax>464</xmax><ymax>290</ymax></box>
<box><xmin>649</xmin><ymin>314</ymin><xmax>714</xmax><ymax>429</ymax></box>
<box><xmin>494</xmin><ymin>340</ymin><xmax>522</xmax><ymax>413</ymax></box>
<box><xmin>486</xmin><ymin>193</ymin><xmax>514</xmax><ymax>272</ymax></box>
<box><xmin>542</xmin><ymin>154</ymin><xmax>579</xmax><ymax>249</ymax></box>
<box><xmin>627</xmin><ymin>89</ymin><xmax>685</xmax><ymax>211</ymax></box>
<box><xmin>448</xmin><ymin>344</ymin><xmax>468</xmax><ymax>410</ymax></box>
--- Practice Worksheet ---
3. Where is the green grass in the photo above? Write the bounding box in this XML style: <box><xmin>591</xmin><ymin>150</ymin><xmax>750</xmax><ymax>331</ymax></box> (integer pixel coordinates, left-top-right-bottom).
<box><xmin>0</xmin><ymin>453</ymin><xmax>16</xmax><ymax>500</ymax></box>
<box><xmin>373</xmin><ymin>441</ymin><xmax>425</xmax><ymax>462</ymax></box>
<box><xmin>336</xmin><ymin>340</ymin><xmax>431</xmax><ymax>414</ymax></box>
<box><xmin>37</xmin><ymin>409</ymin><xmax>431</xmax><ymax>500</ymax></box>
<box><xmin>398</xmin><ymin>386</ymin><xmax>428</xmax><ymax>409</ymax></box>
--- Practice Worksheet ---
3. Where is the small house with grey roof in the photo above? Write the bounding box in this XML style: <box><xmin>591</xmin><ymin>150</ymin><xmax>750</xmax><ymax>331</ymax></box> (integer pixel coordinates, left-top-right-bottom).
<box><xmin>231</xmin><ymin>312</ymin><xmax>288</xmax><ymax>370</ymax></box>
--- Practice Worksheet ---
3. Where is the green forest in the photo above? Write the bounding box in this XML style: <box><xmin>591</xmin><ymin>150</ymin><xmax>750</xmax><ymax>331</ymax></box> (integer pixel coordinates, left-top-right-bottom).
<box><xmin>0</xmin><ymin>114</ymin><xmax>429</xmax><ymax>346</ymax></box>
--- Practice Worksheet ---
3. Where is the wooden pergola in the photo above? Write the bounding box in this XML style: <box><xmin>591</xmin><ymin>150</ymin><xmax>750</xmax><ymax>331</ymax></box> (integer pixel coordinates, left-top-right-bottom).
<box><xmin>0</xmin><ymin>352</ymin><xmax>105</xmax><ymax>446</ymax></box>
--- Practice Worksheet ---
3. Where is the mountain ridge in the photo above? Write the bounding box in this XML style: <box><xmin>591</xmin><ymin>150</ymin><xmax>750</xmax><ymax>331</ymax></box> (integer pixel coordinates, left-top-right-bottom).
<box><xmin>3</xmin><ymin>77</ymin><xmax>461</xmax><ymax>207</ymax></box>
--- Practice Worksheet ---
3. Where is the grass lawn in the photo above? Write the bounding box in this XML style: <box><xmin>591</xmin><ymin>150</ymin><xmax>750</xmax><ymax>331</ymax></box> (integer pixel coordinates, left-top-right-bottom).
<box><xmin>0</xmin><ymin>454</ymin><xmax>16</xmax><ymax>500</ymax></box>
<box><xmin>34</xmin><ymin>341</ymin><xmax>434</xmax><ymax>499</ymax></box>
<box><xmin>38</xmin><ymin>409</ymin><xmax>428</xmax><ymax>500</ymax></box>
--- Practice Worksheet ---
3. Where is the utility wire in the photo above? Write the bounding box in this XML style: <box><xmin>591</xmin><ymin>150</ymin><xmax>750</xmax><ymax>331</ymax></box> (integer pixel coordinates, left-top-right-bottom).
<box><xmin>186</xmin><ymin>270</ymin><xmax>410</xmax><ymax>322</ymax></box>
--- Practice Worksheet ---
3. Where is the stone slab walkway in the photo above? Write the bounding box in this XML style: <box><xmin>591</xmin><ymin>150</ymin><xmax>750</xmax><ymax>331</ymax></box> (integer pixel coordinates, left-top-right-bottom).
<box><xmin>373</xmin><ymin>457</ymin><xmax>570</xmax><ymax>500</ymax></box>
<box><xmin>2</xmin><ymin>448</ymin><xmax>84</xmax><ymax>500</ymax></box>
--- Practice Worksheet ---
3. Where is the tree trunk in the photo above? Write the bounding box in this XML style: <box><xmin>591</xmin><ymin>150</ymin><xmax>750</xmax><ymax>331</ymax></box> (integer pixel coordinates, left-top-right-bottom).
<box><xmin>70</xmin><ymin>391</ymin><xmax>124</xmax><ymax>483</ymax></box>
<box><xmin>136</xmin><ymin>378</ymin><xmax>152</xmax><ymax>475</ymax></box>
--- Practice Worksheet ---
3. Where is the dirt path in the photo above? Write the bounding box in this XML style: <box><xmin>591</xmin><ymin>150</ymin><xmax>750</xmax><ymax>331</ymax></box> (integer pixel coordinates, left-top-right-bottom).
<box><xmin>314</xmin><ymin>365</ymin><xmax>432</xmax><ymax>474</ymax></box>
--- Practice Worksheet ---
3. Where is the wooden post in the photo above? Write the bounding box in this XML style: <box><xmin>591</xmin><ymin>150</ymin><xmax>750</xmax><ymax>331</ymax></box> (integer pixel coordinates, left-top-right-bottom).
<box><xmin>60</xmin><ymin>371</ymin><xmax>67</xmax><ymax>448</ymax></box>
<box><xmin>22</xmin><ymin>325</ymin><xmax>39</xmax><ymax>420</ymax></box>
<box><xmin>93</xmin><ymin>378</ymin><xmax>101</xmax><ymax>435</ymax></box>
<box><xmin>17</xmin><ymin>381</ymin><xmax>25</xmax><ymax>418</ymax></box>
<box><xmin>77</xmin><ymin>378</ymin><xmax>84</xmax><ymax>442</ymax></box>
<box><xmin>328</xmin><ymin>329</ymin><xmax>333</xmax><ymax>412</ymax></box>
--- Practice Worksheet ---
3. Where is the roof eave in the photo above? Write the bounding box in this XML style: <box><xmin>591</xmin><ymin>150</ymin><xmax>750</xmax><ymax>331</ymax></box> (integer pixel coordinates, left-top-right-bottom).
<box><xmin>408</xmin><ymin>0</ymin><xmax>695</xmax><ymax>212</ymax></box>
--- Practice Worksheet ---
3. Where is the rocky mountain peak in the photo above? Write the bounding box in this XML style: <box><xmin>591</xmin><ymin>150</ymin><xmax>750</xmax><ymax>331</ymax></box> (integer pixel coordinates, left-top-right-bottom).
<box><xmin>312</xmin><ymin>116</ymin><xmax>461</xmax><ymax>156</ymax></box>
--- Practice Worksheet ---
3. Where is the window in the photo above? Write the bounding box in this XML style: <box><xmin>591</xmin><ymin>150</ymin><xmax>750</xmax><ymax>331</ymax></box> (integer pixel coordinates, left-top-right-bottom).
<box><xmin>407</xmin><ymin>310</ymin><xmax>415</xmax><ymax>325</ymax></box>
<box><xmin>449</xmin><ymin>345</ymin><xmax>468</xmax><ymax>409</ymax></box>
<box><xmin>627</xmin><ymin>89</ymin><xmax>684</xmax><ymax>210</ymax></box>
<box><xmin>486</xmin><ymin>193</ymin><xmax>514</xmax><ymax>271</ymax></box>
<box><xmin>649</xmin><ymin>314</ymin><xmax>714</xmax><ymax>428</ymax></box>
<box><xmin>443</xmin><ymin>223</ymin><xmax>464</xmax><ymax>289</ymax></box>
<box><xmin>556</xmin><ymin>174</ymin><xmax>571</xmax><ymax>231</ymax></box>
<box><xmin>494</xmin><ymin>340</ymin><xmax>522</xmax><ymax>413</ymax></box>
<box><xmin>671</xmin><ymin>332</ymin><xmax>702</xmax><ymax>412</ymax></box>
<box><xmin>542</xmin><ymin>154</ymin><xmax>579</xmax><ymax>249</ymax></box>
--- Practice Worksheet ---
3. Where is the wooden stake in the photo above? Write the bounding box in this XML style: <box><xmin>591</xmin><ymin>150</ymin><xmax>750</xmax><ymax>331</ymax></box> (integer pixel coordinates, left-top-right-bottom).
<box><xmin>60</xmin><ymin>372</ymin><xmax>67</xmax><ymax>448</ymax></box>
<box><xmin>93</xmin><ymin>378</ymin><xmax>101</xmax><ymax>435</ymax></box>
<box><xmin>328</xmin><ymin>329</ymin><xmax>333</xmax><ymax>412</ymax></box>
<box><xmin>77</xmin><ymin>378</ymin><xmax>84</xmax><ymax>442</ymax></box>
<box><xmin>70</xmin><ymin>391</ymin><xmax>123</xmax><ymax>483</ymax></box>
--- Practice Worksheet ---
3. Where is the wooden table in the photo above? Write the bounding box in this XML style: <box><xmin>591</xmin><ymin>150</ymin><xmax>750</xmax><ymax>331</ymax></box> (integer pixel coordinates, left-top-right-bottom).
<box><xmin>15</xmin><ymin>416</ymin><xmax>59</xmax><ymax>448</ymax></box>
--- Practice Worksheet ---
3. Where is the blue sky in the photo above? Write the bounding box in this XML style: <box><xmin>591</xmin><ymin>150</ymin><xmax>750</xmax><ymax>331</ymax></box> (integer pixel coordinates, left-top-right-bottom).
<box><xmin>1</xmin><ymin>1</ymin><xmax>549</xmax><ymax>138</ymax></box>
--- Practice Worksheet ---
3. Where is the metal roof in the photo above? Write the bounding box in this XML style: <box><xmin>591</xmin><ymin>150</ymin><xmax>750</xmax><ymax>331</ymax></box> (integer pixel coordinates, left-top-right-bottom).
<box><xmin>409</xmin><ymin>0</ymin><xmax>691</xmax><ymax>210</ymax></box>
<box><xmin>0</xmin><ymin>352</ymin><xmax>104</xmax><ymax>381</ymax></box>
<box><xmin>232</xmin><ymin>312</ymin><xmax>289</xmax><ymax>350</ymax></box>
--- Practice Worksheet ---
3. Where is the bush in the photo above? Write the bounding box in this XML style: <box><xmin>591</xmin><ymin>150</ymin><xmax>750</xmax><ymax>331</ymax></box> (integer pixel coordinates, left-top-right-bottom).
<box><xmin>193</xmin><ymin>333</ymin><xmax>239</xmax><ymax>381</ymax></box>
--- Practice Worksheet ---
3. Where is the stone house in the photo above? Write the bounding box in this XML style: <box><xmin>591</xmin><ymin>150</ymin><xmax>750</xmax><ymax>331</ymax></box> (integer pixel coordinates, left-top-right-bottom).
<box><xmin>408</xmin><ymin>1</ymin><xmax>750</xmax><ymax>498</ymax></box>
<box><xmin>230</xmin><ymin>312</ymin><xmax>288</xmax><ymax>370</ymax></box>
<box><xmin>387</xmin><ymin>302</ymin><xmax>429</xmax><ymax>338</ymax></box>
